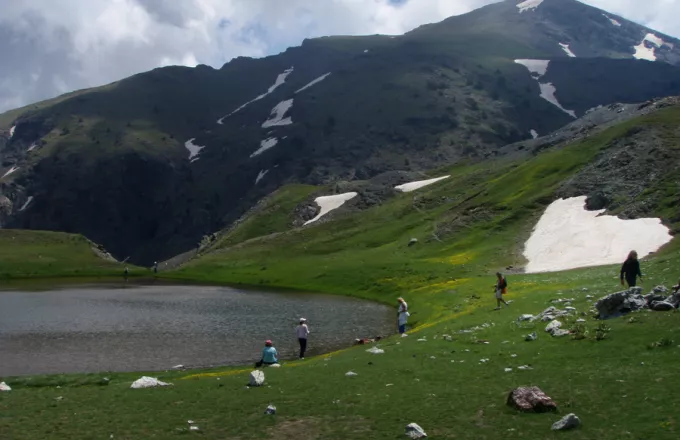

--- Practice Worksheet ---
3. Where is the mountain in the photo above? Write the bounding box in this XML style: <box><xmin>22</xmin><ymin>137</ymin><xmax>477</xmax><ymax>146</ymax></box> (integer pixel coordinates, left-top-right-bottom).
<box><xmin>1</xmin><ymin>0</ymin><xmax>680</xmax><ymax>264</ymax></box>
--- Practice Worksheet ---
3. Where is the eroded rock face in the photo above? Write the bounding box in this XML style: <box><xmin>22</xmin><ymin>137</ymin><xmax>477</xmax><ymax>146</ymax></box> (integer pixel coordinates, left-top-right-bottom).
<box><xmin>507</xmin><ymin>386</ymin><xmax>558</xmax><ymax>413</ymax></box>
<box><xmin>595</xmin><ymin>287</ymin><xmax>646</xmax><ymax>319</ymax></box>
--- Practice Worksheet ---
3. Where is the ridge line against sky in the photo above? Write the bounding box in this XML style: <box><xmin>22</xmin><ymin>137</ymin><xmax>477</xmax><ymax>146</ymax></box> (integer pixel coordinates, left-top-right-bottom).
<box><xmin>1</xmin><ymin>0</ymin><xmax>679</xmax><ymax>113</ymax></box>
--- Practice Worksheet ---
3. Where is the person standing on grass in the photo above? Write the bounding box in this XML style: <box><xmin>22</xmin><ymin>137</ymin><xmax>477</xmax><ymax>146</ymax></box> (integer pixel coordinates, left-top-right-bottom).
<box><xmin>296</xmin><ymin>318</ymin><xmax>310</xmax><ymax>359</ymax></box>
<box><xmin>620</xmin><ymin>250</ymin><xmax>643</xmax><ymax>288</ymax></box>
<box><xmin>494</xmin><ymin>272</ymin><xmax>509</xmax><ymax>310</ymax></box>
<box><xmin>397</xmin><ymin>298</ymin><xmax>410</xmax><ymax>335</ymax></box>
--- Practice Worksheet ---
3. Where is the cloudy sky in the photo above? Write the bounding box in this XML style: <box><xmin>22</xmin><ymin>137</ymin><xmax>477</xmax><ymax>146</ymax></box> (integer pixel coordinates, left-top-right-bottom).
<box><xmin>1</xmin><ymin>0</ymin><xmax>679</xmax><ymax>113</ymax></box>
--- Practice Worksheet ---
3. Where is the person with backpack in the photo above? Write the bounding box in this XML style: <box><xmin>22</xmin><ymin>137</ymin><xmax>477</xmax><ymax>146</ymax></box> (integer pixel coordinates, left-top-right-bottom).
<box><xmin>494</xmin><ymin>272</ymin><xmax>509</xmax><ymax>310</ymax></box>
<box><xmin>620</xmin><ymin>250</ymin><xmax>643</xmax><ymax>288</ymax></box>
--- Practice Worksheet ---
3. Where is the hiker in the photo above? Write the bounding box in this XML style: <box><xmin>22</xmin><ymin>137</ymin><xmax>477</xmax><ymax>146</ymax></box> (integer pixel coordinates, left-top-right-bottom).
<box><xmin>296</xmin><ymin>318</ymin><xmax>310</xmax><ymax>359</ymax></box>
<box><xmin>255</xmin><ymin>340</ymin><xmax>279</xmax><ymax>368</ymax></box>
<box><xmin>153</xmin><ymin>261</ymin><xmax>158</xmax><ymax>274</ymax></box>
<box><xmin>494</xmin><ymin>272</ymin><xmax>509</xmax><ymax>310</ymax></box>
<box><xmin>620</xmin><ymin>250</ymin><xmax>643</xmax><ymax>287</ymax></box>
<box><xmin>124</xmin><ymin>266</ymin><xmax>129</xmax><ymax>281</ymax></box>
<box><xmin>397</xmin><ymin>298</ymin><xmax>410</xmax><ymax>335</ymax></box>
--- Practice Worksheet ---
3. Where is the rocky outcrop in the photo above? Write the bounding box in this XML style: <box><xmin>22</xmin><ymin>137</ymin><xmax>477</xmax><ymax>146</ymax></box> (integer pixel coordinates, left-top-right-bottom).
<box><xmin>507</xmin><ymin>387</ymin><xmax>557</xmax><ymax>413</ymax></box>
<box><xmin>595</xmin><ymin>287</ymin><xmax>646</xmax><ymax>319</ymax></box>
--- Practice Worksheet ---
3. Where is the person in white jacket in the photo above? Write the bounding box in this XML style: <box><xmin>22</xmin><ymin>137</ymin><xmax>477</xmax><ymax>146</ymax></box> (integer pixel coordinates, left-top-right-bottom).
<box><xmin>296</xmin><ymin>318</ymin><xmax>310</xmax><ymax>359</ymax></box>
<box><xmin>397</xmin><ymin>298</ymin><xmax>409</xmax><ymax>335</ymax></box>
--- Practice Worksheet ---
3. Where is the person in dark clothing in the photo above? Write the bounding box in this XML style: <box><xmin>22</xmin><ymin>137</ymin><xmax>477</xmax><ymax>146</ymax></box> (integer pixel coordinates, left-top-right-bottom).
<box><xmin>620</xmin><ymin>250</ymin><xmax>643</xmax><ymax>287</ymax></box>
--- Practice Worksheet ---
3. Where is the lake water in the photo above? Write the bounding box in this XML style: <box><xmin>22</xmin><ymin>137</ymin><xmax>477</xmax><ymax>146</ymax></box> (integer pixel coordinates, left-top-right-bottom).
<box><xmin>0</xmin><ymin>283</ymin><xmax>395</xmax><ymax>376</ymax></box>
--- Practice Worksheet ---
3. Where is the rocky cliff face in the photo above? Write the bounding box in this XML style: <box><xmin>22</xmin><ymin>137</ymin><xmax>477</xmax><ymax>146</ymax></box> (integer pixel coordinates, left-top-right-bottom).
<box><xmin>1</xmin><ymin>0</ymin><xmax>680</xmax><ymax>264</ymax></box>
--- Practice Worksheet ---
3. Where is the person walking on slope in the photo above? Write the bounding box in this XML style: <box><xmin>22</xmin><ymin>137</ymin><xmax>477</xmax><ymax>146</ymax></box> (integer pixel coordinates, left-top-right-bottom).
<box><xmin>397</xmin><ymin>298</ymin><xmax>410</xmax><ymax>336</ymax></box>
<box><xmin>296</xmin><ymin>318</ymin><xmax>310</xmax><ymax>359</ymax></box>
<box><xmin>494</xmin><ymin>272</ymin><xmax>509</xmax><ymax>310</ymax></box>
<box><xmin>621</xmin><ymin>250</ymin><xmax>643</xmax><ymax>288</ymax></box>
<box><xmin>255</xmin><ymin>340</ymin><xmax>279</xmax><ymax>368</ymax></box>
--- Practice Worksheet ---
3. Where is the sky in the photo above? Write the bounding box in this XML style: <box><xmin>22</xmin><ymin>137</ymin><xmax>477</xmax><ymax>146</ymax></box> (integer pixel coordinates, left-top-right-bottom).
<box><xmin>1</xmin><ymin>0</ymin><xmax>679</xmax><ymax>113</ymax></box>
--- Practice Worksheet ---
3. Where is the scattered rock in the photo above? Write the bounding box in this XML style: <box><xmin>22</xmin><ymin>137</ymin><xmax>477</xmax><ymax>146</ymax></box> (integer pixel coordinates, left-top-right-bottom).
<box><xmin>650</xmin><ymin>301</ymin><xmax>674</xmax><ymax>311</ymax></box>
<box><xmin>480</xmin><ymin>358</ymin><xmax>490</xmax><ymax>363</ymax></box>
<box><xmin>551</xmin><ymin>329</ymin><xmax>571</xmax><ymax>337</ymax></box>
<box><xmin>576</xmin><ymin>319</ymin><xmax>586</xmax><ymax>323</ymax></box>
<box><xmin>525</xmin><ymin>332</ymin><xmax>537</xmax><ymax>341</ymax></box>
<box><xmin>187</xmin><ymin>420</ymin><xmax>195</xmax><ymax>425</ymax></box>
<box><xmin>405</xmin><ymin>422</ymin><xmax>427</xmax><ymax>438</ymax></box>
<box><xmin>517</xmin><ymin>365</ymin><xmax>533</xmax><ymax>370</ymax></box>
<box><xmin>189</xmin><ymin>426</ymin><xmax>200</xmax><ymax>431</ymax></box>
<box><xmin>268</xmin><ymin>363</ymin><xmax>281</xmax><ymax>368</ymax></box>
<box><xmin>264</xmin><ymin>405</ymin><xmax>277</xmax><ymax>415</ymax></box>
<box><xmin>518</xmin><ymin>314</ymin><xmax>535</xmax><ymax>322</ymax></box>
<box><xmin>507</xmin><ymin>386</ymin><xmax>558</xmax><ymax>413</ymax></box>
<box><xmin>417</xmin><ymin>338</ymin><xmax>427</xmax><ymax>342</ymax></box>
<box><xmin>249</xmin><ymin>370</ymin><xmax>265</xmax><ymax>387</ymax></box>
<box><xmin>130</xmin><ymin>376</ymin><xmax>171</xmax><ymax>389</ymax></box>
<box><xmin>595</xmin><ymin>287</ymin><xmax>646</xmax><ymax>319</ymax></box>
<box><xmin>552</xmin><ymin>413</ymin><xmax>581</xmax><ymax>431</ymax></box>
<box><xmin>443</xmin><ymin>335</ymin><xmax>453</xmax><ymax>341</ymax></box>
<box><xmin>55</xmin><ymin>396</ymin><xmax>63</xmax><ymax>401</ymax></box>
<box><xmin>408</xmin><ymin>238</ymin><xmax>418</xmax><ymax>247</ymax></box>
<box><xmin>564</xmin><ymin>306</ymin><xmax>576</xmax><ymax>312</ymax></box>
<box><xmin>366</xmin><ymin>346</ymin><xmax>385</xmax><ymax>354</ymax></box>
<box><xmin>0</xmin><ymin>382</ymin><xmax>11</xmax><ymax>391</ymax></box>
<box><xmin>504</xmin><ymin>368</ymin><xmax>513</xmax><ymax>372</ymax></box>
<box><xmin>172</xmin><ymin>364</ymin><xmax>184</xmax><ymax>370</ymax></box>
<box><xmin>545</xmin><ymin>320</ymin><xmax>562</xmax><ymax>334</ymax></box>
<box><xmin>651</xmin><ymin>286</ymin><xmax>669</xmax><ymax>295</ymax></box>
<box><xmin>345</xmin><ymin>371</ymin><xmax>358</xmax><ymax>377</ymax></box>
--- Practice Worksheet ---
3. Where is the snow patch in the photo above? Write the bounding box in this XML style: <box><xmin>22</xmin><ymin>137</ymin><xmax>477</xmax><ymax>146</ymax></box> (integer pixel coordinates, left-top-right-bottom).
<box><xmin>8</xmin><ymin>125</ymin><xmax>16</xmax><ymax>138</ymax></box>
<box><xmin>295</xmin><ymin>73</ymin><xmax>331</xmax><ymax>94</ymax></box>
<box><xmin>633</xmin><ymin>33</ymin><xmax>673</xmax><ymax>62</ymax></box>
<box><xmin>184</xmin><ymin>138</ymin><xmax>205</xmax><ymax>162</ymax></box>
<box><xmin>27</xmin><ymin>143</ymin><xmax>37</xmax><ymax>152</ymax></box>
<box><xmin>524</xmin><ymin>196</ymin><xmax>672</xmax><ymax>273</ymax></box>
<box><xmin>530</xmin><ymin>129</ymin><xmax>539</xmax><ymax>139</ymax></box>
<box><xmin>262</xmin><ymin>99</ymin><xmax>294</xmax><ymax>128</ymax></box>
<box><xmin>19</xmin><ymin>196</ymin><xmax>34</xmax><ymax>212</ymax></box>
<box><xmin>395</xmin><ymin>176</ymin><xmax>450</xmax><ymax>193</ymax></box>
<box><xmin>304</xmin><ymin>192</ymin><xmax>358</xmax><ymax>225</ymax></box>
<box><xmin>255</xmin><ymin>169</ymin><xmax>269</xmax><ymax>185</ymax></box>
<box><xmin>130</xmin><ymin>376</ymin><xmax>171</xmax><ymax>389</ymax></box>
<box><xmin>539</xmin><ymin>83</ymin><xmax>576</xmax><ymax>118</ymax></box>
<box><xmin>1</xmin><ymin>166</ymin><xmax>19</xmax><ymax>179</ymax></box>
<box><xmin>0</xmin><ymin>382</ymin><xmax>11</xmax><ymax>391</ymax></box>
<box><xmin>559</xmin><ymin>43</ymin><xmax>576</xmax><ymax>58</ymax></box>
<box><xmin>364</xmin><ymin>49</ymin><xmax>369</xmax><ymax>53</ymax></box>
<box><xmin>517</xmin><ymin>0</ymin><xmax>544</xmax><ymax>13</ymax></box>
<box><xmin>514</xmin><ymin>59</ymin><xmax>549</xmax><ymax>77</ymax></box>
<box><xmin>603</xmin><ymin>14</ymin><xmax>621</xmax><ymax>27</ymax></box>
<box><xmin>217</xmin><ymin>66</ymin><xmax>294</xmax><ymax>124</ymax></box>
<box><xmin>251</xmin><ymin>137</ymin><xmax>279</xmax><ymax>158</ymax></box>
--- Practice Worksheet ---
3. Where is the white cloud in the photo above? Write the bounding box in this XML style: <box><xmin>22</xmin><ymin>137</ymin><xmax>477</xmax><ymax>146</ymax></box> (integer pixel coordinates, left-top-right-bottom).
<box><xmin>0</xmin><ymin>0</ymin><xmax>679</xmax><ymax>113</ymax></box>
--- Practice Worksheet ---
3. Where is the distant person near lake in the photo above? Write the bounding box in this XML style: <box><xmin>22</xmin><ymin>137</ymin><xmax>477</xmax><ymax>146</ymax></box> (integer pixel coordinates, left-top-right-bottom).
<box><xmin>296</xmin><ymin>318</ymin><xmax>310</xmax><ymax>359</ymax></box>
<box><xmin>494</xmin><ymin>272</ymin><xmax>509</xmax><ymax>310</ymax></box>
<box><xmin>397</xmin><ymin>297</ymin><xmax>409</xmax><ymax>336</ymax></box>
<box><xmin>255</xmin><ymin>340</ymin><xmax>278</xmax><ymax>368</ymax></box>
<box><xmin>621</xmin><ymin>250</ymin><xmax>643</xmax><ymax>288</ymax></box>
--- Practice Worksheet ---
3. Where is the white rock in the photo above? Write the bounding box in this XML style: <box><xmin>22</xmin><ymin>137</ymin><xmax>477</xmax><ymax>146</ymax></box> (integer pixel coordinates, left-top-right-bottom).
<box><xmin>505</xmin><ymin>368</ymin><xmax>513</xmax><ymax>372</ymax></box>
<box><xmin>552</xmin><ymin>413</ymin><xmax>581</xmax><ymax>431</ymax></box>
<box><xmin>187</xmin><ymin>420</ymin><xmax>195</xmax><ymax>424</ymax></box>
<box><xmin>0</xmin><ymin>382</ymin><xmax>11</xmax><ymax>391</ymax></box>
<box><xmin>189</xmin><ymin>426</ymin><xmax>200</xmax><ymax>431</ymax></box>
<box><xmin>249</xmin><ymin>370</ymin><xmax>265</xmax><ymax>387</ymax></box>
<box><xmin>511</xmin><ymin>354</ymin><xmax>518</xmax><ymax>358</ymax></box>
<box><xmin>525</xmin><ymin>332</ymin><xmax>538</xmax><ymax>341</ymax></box>
<box><xmin>518</xmin><ymin>314</ymin><xmax>535</xmax><ymax>322</ymax></box>
<box><xmin>545</xmin><ymin>320</ymin><xmax>562</xmax><ymax>334</ymax></box>
<box><xmin>405</xmin><ymin>422</ymin><xmax>427</xmax><ymax>438</ymax></box>
<box><xmin>518</xmin><ymin>365</ymin><xmax>533</xmax><ymax>370</ymax></box>
<box><xmin>576</xmin><ymin>319</ymin><xmax>586</xmax><ymax>323</ymax></box>
<box><xmin>366</xmin><ymin>346</ymin><xmax>385</xmax><ymax>354</ymax></box>
<box><xmin>565</xmin><ymin>307</ymin><xmax>576</xmax><ymax>312</ymax></box>
<box><xmin>552</xmin><ymin>329</ymin><xmax>571</xmax><ymax>337</ymax></box>
<box><xmin>417</xmin><ymin>338</ymin><xmax>427</xmax><ymax>342</ymax></box>
<box><xmin>130</xmin><ymin>376</ymin><xmax>171</xmax><ymax>389</ymax></box>
<box><xmin>264</xmin><ymin>405</ymin><xmax>277</xmax><ymax>415</ymax></box>
<box><xmin>268</xmin><ymin>363</ymin><xmax>281</xmax><ymax>368</ymax></box>
<box><xmin>345</xmin><ymin>371</ymin><xmax>358</xmax><ymax>377</ymax></box>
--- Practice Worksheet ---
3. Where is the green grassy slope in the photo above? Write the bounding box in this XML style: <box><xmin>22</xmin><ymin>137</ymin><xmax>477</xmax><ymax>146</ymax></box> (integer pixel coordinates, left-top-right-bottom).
<box><xmin>0</xmin><ymin>229</ymin><xmax>124</xmax><ymax>279</ymax></box>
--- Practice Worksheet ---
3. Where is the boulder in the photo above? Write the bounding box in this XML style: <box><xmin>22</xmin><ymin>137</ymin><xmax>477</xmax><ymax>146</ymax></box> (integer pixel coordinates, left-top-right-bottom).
<box><xmin>249</xmin><ymin>370</ymin><xmax>265</xmax><ymax>387</ymax></box>
<box><xmin>0</xmin><ymin>381</ymin><xmax>11</xmax><ymax>391</ymax></box>
<box><xmin>595</xmin><ymin>287</ymin><xmax>646</xmax><ymax>319</ymax></box>
<box><xmin>518</xmin><ymin>314</ymin><xmax>534</xmax><ymax>322</ymax></box>
<box><xmin>366</xmin><ymin>346</ymin><xmax>385</xmax><ymax>354</ymax></box>
<box><xmin>405</xmin><ymin>422</ymin><xmax>427</xmax><ymax>438</ymax></box>
<box><xmin>264</xmin><ymin>405</ymin><xmax>277</xmax><ymax>415</ymax></box>
<box><xmin>507</xmin><ymin>386</ymin><xmax>557</xmax><ymax>413</ymax></box>
<box><xmin>525</xmin><ymin>332</ymin><xmax>537</xmax><ymax>341</ymax></box>
<box><xmin>650</xmin><ymin>301</ymin><xmax>674</xmax><ymax>312</ymax></box>
<box><xmin>545</xmin><ymin>320</ymin><xmax>562</xmax><ymax>334</ymax></box>
<box><xmin>130</xmin><ymin>376</ymin><xmax>171</xmax><ymax>389</ymax></box>
<box><xmin>552</xmin><ymin>413</ymin><xmax>581</xmax><ymax>431</ymax></box>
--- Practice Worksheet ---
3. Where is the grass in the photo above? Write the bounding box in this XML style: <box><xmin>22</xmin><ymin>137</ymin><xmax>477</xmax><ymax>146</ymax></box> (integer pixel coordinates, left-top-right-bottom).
<box><xmin>0</xmin><ymin>229</ymin><xmax>129</xmax><ymax>280</ymax></box>
<box><xmin>2</xmin><ymin>107</ymin><xmax>680</xmax><ymax>438</ymax></box>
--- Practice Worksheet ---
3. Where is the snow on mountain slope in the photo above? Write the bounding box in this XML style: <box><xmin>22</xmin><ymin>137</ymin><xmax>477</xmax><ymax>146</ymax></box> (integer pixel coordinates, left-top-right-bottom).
<box><xmin>255</xmin><ymin>169</ymin><xmax>269</xmax><ymax>185</ymax></box>
<box><xmin>262</xmin><ymin>99</ymin><xmax>294</xmax><ymax>128</ymax></box>
<box><xmin>517</xmin><ymin>0</ymin><xmax>544</xmax><ymax>13</ymax></box>
<box><xmin>514</xmin><ymin>59</ymin><xmax>549</xmax><ymax>77</ymax></box>
<box><xmin>1</xmin><ymin>166</ymin><xmax>19</xmax><ymax>179</ymax></box>
<box><xmin>304</xmin><ymin>192</ymin><xmax>358</xmax><ymax>226</ymax></box>
<box><xmin>395</xmin><ymin>176</ymin><xmax>450</xmax><ymax>192</ymax></box>
<box><xmin>296</xmin><ymin>73</ymin><xmax>332</xmax><ymax>94</ymax></box>
<box><xmin>515</xmin><ymin>59</ymin><xmax>576</xmax><ymax>118</ymax></box>
<box><xmin>602</xmin><ymin>14</ymin><xmax>621</xmax><ymax>27</ymax></box>
<box><xmin>251</xmin><ymin>137</ymin><xmax>279</xmax><ymax>158</ymax></box>
<box><xmin>217</xmin><ymin>67</ymin><xmax>294</xmax><ymax>124</ymax></box>
<box><xmin>633</xmin><ymin>34</ymin><xmax>673</xmax><ymax>62</ymax></box>
<box><xmin>184</xmin><ymin>139</ymin><xmax>205</xmax><ymax>162</ymax></box>
<box><xmin>559</xmin><ymin>43</ymin><xmax>576</xmax><ymax>57</ymax></box>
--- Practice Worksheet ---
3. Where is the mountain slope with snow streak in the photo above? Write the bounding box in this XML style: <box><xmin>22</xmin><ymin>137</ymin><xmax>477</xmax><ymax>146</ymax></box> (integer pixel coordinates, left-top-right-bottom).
<box><xmin>304</xmin><ymin>192</ymin><xmax>358</xmax><ymax>226</ymax></box>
